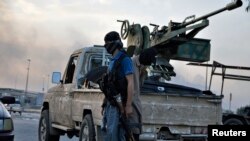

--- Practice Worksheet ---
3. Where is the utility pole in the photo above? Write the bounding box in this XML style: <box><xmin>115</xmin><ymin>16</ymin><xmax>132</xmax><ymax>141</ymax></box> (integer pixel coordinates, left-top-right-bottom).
<box><xmin>205</xmin><ymin>61</ymin><xmax>208</xmax><ymax>90</ymax></box>
<box><xmin>25</xmin><ymin>59</ymin><xmax>31</xmax><ymax>102</ymax></box>
<box><xmin>42</xmin><ymin>75</ymin><xmax>45</xmax><ymax>92</ymax></box>
<box><xmin>229</xmin><ymin>93</ymin><xmax>232</xmax><ymax>111</ymax></box>
<box><xmin>47</xmin><ymin>74</ymin><xmax>50</xmax><ymax>92</ymax></box>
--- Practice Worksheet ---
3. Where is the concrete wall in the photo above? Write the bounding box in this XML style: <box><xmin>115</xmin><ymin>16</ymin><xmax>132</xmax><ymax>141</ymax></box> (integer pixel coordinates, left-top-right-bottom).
<box><xmin>0</xmin><ymin>88</ymin><xmax>44</xmax><ymax>107</ymax></box>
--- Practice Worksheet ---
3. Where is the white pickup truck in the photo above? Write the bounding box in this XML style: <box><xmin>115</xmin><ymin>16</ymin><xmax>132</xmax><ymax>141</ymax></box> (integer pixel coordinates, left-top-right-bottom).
<box><xmin>38</xmin><ymin>46</ymin><xmax>222</xmax><ymax>141</ymax></box>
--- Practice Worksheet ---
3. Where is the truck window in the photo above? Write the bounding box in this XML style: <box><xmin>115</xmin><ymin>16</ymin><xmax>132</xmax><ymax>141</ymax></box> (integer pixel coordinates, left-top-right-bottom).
<box><xmin>65</xmin><ymin>56</ymin><xmax>78</xmax><ymax>84</ymax></box>
<box><xmin>89</xmin><ymin>57</ymin><xmax>102</xmax><ymax>71</ymax></box>
<box><xmin>88</xmin><ymin>55</ymin><xmax>111</xmax><ymax>72</ymax></box>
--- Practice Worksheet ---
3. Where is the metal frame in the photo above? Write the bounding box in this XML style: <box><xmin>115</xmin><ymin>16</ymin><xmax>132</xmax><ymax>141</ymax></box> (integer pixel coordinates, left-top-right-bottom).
<box><xmin>188</xmin><ymin>61</ymin><xmax>250</xmax><ymax>95</ymax></box>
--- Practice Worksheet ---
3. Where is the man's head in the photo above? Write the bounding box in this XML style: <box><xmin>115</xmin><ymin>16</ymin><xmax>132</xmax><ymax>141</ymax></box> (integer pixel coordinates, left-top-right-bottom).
<box><xmin>104</xmin><ymin>31</ymin><xmax>123</xmax><ymax>55</ymax></box>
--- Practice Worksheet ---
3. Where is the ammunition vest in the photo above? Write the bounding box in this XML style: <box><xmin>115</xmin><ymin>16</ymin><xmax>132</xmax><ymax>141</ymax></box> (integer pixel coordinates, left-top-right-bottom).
<box><xmin>105</xmin><ymin>53</ymin><xmax>128</xmax><ymax>105</ymax></box>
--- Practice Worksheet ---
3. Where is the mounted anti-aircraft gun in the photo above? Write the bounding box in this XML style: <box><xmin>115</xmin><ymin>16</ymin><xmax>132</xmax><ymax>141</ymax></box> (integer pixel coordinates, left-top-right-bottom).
<box><xmin>118</xmin><ymin>0</ymin><xmax>242</xmax><ymax>81</ymax></box>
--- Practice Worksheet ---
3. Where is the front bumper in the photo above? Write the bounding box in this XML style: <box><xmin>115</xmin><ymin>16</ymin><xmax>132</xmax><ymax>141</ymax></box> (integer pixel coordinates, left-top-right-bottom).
<box><xmin>0</xmin><ymin>132</ymin><xmax>14</xmax><ymax>141</ymax></box>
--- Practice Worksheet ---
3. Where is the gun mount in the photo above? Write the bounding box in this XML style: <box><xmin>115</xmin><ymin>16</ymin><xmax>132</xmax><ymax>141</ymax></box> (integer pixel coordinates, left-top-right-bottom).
<box><xmin>118</xmin><ymin>0</ymin><xmax>242</xmax><ymax>81</ymax></box>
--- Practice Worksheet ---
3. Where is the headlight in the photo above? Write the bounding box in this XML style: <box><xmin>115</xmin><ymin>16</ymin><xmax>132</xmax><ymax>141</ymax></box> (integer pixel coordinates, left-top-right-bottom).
<box><xmin>0</xmin><ymin>118</ymin><xmax>14</xmax><ymax>131</ymax></box>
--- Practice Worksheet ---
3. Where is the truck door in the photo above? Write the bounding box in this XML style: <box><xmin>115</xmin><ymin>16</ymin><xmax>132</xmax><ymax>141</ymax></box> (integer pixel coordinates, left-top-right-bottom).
<box><xmin>52</xmin><ymin>55</ymin><xmax>79</xmax><ymax>127</ymax></box>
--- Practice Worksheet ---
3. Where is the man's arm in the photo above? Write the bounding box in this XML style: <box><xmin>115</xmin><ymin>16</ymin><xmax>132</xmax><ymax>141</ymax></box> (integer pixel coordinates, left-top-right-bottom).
<box><xmin>125</xmin><ymin>73</ymin><xmax>134</xmax><ymax>117</ymax></box>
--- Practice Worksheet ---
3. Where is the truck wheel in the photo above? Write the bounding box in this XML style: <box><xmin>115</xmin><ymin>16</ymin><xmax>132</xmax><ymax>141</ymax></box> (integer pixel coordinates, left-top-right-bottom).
<box><xmin>38</xmin><ymin>110</ymin><xmax>60</xmax><ymax>141</ymax></box>
<box><xmin>79</xmin><ymin>114</ymin><xmax>95</xmax><ymax>141</ymax></box>
<box><xmin>223</xmin><ymin>118</ymin><xmax>244</xmax><ymax>125</ymax></box>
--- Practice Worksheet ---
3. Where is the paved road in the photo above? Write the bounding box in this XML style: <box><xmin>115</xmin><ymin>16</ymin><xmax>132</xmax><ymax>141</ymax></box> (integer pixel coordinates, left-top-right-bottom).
<box><xmin>12</xmin><ymin>112</ymin><xmax>78</xmax><ymax>141</ymax></box>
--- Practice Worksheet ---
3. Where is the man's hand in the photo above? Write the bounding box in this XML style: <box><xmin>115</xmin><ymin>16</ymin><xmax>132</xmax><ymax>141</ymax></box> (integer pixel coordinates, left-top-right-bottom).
<box><xmin>125</xmin><ymin>104</ymin><xmax>133</xmax><ymax>117</ymax></box>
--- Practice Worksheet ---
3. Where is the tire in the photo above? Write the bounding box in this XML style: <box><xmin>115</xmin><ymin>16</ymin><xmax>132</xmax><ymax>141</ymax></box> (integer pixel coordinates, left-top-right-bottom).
<box><xmin>223</xmin><ymin>118</ymin><xmax>244</xmax><ymax>125</ymax></box>
<box><xmin>38</xmin><ymin>110</ymin><xmax>60</xmax><ymax>141</ymax></box>
<box><xmin>79</xmin><ymin>114</ymin><xmax>96</xmax><ymax>141</ymax></box>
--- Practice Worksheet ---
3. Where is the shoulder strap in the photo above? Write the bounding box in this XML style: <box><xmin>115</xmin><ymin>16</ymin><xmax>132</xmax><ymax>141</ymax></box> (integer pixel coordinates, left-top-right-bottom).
<box><xmin>109</xmin><ymin>53</ymin><xmax>128</xmax><ymax>82</ymax></box>
<box><xmin>113</xmin><ymin>53</ymin><xmax>128</xmax><ymax>70</ymax></box>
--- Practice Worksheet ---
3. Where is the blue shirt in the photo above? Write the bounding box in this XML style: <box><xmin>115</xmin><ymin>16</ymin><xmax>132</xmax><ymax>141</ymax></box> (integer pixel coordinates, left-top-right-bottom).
<box><xmin>108</xmin><ymin>51</ymin><xmax>134</xmax><ymax>78</ymax></box>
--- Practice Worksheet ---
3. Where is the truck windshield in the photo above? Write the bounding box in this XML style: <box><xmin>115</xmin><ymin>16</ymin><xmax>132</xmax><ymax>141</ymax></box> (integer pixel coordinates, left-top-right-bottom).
<box><xmin>89</xmin><ymin>57</ymin><xmax>104</xmax><ymax>70</ymax></box>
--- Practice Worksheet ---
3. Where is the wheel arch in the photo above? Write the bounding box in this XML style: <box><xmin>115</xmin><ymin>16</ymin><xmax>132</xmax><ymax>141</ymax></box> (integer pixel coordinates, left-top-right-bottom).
<box><xmin>40</xmin><ymin>102</ymin><xmax>63</xmax><ymax>135</ymax></box>
<box><xmin>223</xmin><ymin>115</ymin><xmax>247</xmax><ymax>125</ymax></box>
<box><xmin>82</xmin><ymin>109</ymin><xmax>93</xmax><ymax>119</ymax></box>
<box><xmin>79</xmin><ymin>109</ymin><xmax>96</xmax><ymax>141</ymax></box>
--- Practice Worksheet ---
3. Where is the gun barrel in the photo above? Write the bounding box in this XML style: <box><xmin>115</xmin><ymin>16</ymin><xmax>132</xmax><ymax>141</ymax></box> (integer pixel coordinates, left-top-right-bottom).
<box><xmin>180</xmin><ymin>0</ymin><xmax>242</xmax><ymax>27</ymax></box>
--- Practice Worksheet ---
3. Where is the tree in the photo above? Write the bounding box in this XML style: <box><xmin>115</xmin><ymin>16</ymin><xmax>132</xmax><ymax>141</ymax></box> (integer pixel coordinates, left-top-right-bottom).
<box><xmin>246</xmin><ymin>0</ymin><xmax>250</xmax><ymax>11</ymax></box>
<box><xmin>236</xmin><ymin>105</ymin><xmax>250</xmax><ymax>115</ymax></box>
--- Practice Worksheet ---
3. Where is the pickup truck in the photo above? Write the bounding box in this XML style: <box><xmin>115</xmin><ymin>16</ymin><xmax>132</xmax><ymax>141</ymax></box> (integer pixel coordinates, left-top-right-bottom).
<box><xmin>38</xmin><ymin>46</ymin><xmax>223</xmax><ymax>141</ymax></box>
<box><xmin>223</xmin><ymin>106</ymin><xmax>250</xmax><ymax>125</ymax></box>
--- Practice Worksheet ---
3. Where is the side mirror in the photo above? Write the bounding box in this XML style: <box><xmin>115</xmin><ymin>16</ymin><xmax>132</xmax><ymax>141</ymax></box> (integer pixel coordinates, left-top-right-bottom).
<box><xmin>52</xmin><ymin>72</ymin><xmax>61</xmax><ymax>84</ymax></box>
<box><xmin>0</xmin><ymin>96</ymin><xmax>15</xmax><ymax>104</ymax></box>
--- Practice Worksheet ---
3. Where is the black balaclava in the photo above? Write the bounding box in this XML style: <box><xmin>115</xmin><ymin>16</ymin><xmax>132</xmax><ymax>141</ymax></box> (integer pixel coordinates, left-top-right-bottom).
<box><xmin>104</xmin><ymin>31</ymin><xmax>123</xmax><ymax>55</ymax></box>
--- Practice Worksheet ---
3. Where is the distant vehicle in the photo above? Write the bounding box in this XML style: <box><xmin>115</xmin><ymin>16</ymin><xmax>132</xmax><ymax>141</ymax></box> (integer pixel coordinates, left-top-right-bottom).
<box><xmin>0</xmin><ymin>96</ymin><xmax>15</xmax><ymax>141</ymax></box>
<box><xmin>8</xmin><ymin>100</ymin><xmax>23</xmax><ymax>115</ymax></box>
<box><xmin>4</xmin><ymin>104</ymin><xmax>11</xmax><ymax>111</ymax></box>
<box><xmin>223</xmin><ymin>106</ymin><xmax>250</xmax><ymax>125</ymax></box>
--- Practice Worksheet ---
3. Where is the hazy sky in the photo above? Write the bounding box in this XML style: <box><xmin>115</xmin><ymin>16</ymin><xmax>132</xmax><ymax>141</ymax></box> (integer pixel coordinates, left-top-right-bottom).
<box><xmin>0</xmin><ymin>0</ymin><xmax>249</xmax><ymax>111</ymax></box>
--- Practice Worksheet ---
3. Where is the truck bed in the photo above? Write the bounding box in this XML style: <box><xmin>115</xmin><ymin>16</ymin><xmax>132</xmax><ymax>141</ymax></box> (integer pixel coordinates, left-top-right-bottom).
<box><xmin>141</xmin><ymin>80</ymin><xmax>222</xmax><ymax>135</ymax></box>
<box><xmin>71</xmin><ymin>80</ymin><xmax>222</xmax><ymax>136</ymax></box>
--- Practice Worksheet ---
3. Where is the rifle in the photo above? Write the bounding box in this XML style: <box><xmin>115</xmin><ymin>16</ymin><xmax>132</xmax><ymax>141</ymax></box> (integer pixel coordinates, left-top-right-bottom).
<box><xmin>98</xmin><ymin>73</ymin><xmax>135</xmax><ymax>141</ymax></box>
<box><xmin>112</xmin><ymin>97</ymin><xmax>135</xmax><ymax>141</ymax></box>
